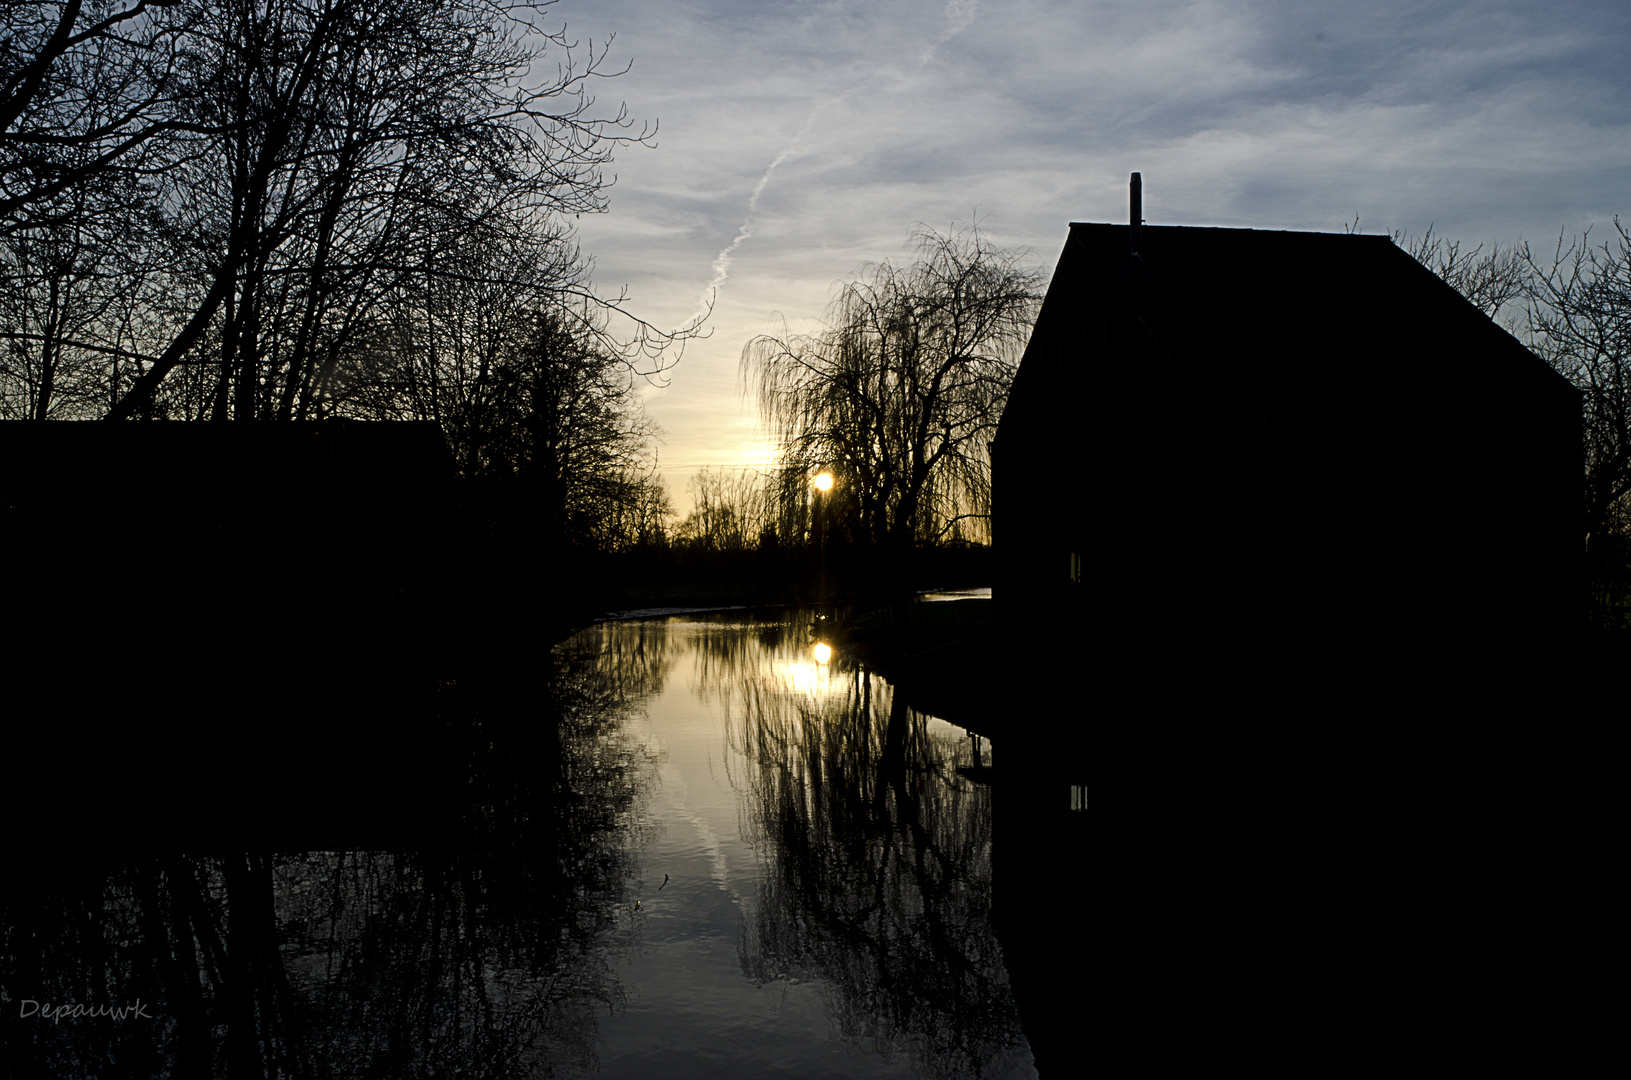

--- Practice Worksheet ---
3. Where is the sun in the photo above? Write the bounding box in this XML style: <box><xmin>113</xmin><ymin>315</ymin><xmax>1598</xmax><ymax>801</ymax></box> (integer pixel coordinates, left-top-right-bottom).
<box><xmin>813</xmin><ymin>472</ymin><xmax>834</xmax><ymax>492</ymax></box>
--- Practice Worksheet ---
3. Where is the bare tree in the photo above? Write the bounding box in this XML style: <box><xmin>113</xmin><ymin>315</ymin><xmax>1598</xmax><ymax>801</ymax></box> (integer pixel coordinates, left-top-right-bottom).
<box><xmin>89</xmin><ymin>0</ymin><xmax>670</xmax><ymax>421</ymax></box>
<box><xmin>676</xmin><ymin>466</ymin><xmax>767</xmax><ymax>553</ymax></box>
<box><xmin>1521</xmin><ymin>220</ymin><xmax>1631</xmax><ymax>626</ymax></box>
<box><xmin>1395</xmin><ymin>224</ymin><xmax>1528</xmax><ymax>321</ymax></box>
<box><xmin>0</xmin><ymin>0</ymin><xmax>200</xmax><ymax>236</ymax></box>
<box><xmin>499</xmin><ymin>306</ymin><xmax>671</xmax><ymax>553</ymax></box>
<box><xmin>354</xmin><ymin>267</ymin><xmax>670</xmax><ymax>554</ymax></box>
<box><xmin>605</xmin><ymin>463</ymin><xmax>674</xmax><ymax>551</ymax></box>
<box><xmin>741</xmin><ymin>224</ymin><xmax>1042</xmax><ymax>562</ymax></box>
<box><xmin>0</xmin><ymin>177</ymin><xmax>159</xmax><ymax>418</ymax></box>
<box><xmin>0</xmin><ymin>1</ymin><xmax>202</xmax><ymax>418</ymax></box>
<box><xmin>3</xmin><ymin>2</ymin><xmax>702</xmax><ymax>426</ymax></box>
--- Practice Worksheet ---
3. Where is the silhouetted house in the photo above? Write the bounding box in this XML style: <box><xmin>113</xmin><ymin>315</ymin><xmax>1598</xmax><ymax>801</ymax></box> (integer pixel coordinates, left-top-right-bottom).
<box><xmin>994</xmin><ymin>183</ymin><xmax>1578</xmax><ymax>702</ymax></box>
<box><xmin>987</xmin><ymin>182</ymin><xmax>1581</xmax><ymax>1072</ymax></box>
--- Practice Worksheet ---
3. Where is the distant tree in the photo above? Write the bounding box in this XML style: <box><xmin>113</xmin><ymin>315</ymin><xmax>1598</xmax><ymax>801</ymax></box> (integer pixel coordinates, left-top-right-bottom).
<box><xmin>741</xmin><ymin>224</ymin><xmax>1043</xmax><ymax>566</ymax></box>
<box><xmin>675</xmin><ymin>466</ymin><xmax>770</xmax><ymax>553</ymax></box>
<box><xmin>614</xmin><ymin>465</ymin><xmax>675</xmax><ymax>551</ymax></box>
<box><xmin>505</xmin><ymin>309</ymin><xmax>671</xmax><ymax>554</ymax></box>
<box><xmin>354</xmin><ymin>286</ymin><xmax>669</xmax><ymax>555</ymax></box>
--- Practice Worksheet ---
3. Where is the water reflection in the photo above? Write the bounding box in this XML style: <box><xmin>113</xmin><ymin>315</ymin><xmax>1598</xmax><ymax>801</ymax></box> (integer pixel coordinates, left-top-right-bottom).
<box><xmin>2</xmin><ymin>611</ymin><xmax>1032</xmax><ymax>1078</ymax></box>
<box><xmin>1</xmin><ymin>630</ymin><xmax>670</xmax><ymax>1079</ymax></box>
<box><xmin>711</xmin><ymin>616</ymin><xmax>1030</xmax><ymax>1079</ymax></box>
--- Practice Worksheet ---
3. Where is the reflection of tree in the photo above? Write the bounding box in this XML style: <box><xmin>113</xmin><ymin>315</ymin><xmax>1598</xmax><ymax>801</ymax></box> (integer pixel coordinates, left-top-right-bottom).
<box><xmin>578</xmin><ymin>616</ymin><xmax>676</xmax><ymax>709</ymax></box>
<box><xmin>688</xmin><ymin>610</ymin><xmax>812</xmax><ymax>708</ymax></box>
<box><xmin>729</xmin><ymin>662</ymin><xmax>1029</xmax><ymax>1080</ymax></box>
<box><xmin>0</xmin><ymin>630</ymin><xmax>670</xmax><ymax>1078</ymax></box>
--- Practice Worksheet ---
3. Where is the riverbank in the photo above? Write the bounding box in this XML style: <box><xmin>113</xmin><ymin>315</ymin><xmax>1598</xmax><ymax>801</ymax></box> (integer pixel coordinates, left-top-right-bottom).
<box><xmin>837</xmin><ymin>596</ymin><xmax>1007</xmax><ymax>739</ymax></box>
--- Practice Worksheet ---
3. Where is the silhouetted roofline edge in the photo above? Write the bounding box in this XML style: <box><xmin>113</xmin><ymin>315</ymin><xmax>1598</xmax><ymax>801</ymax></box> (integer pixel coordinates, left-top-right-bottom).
<box><xmin>1068</xmin><ymin>221</ymin><xmax>1395</xmax><ymax>240</ymax></box>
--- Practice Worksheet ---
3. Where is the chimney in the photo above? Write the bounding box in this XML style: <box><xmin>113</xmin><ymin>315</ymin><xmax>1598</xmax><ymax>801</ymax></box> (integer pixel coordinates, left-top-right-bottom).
<box><xmin>1130</xmin><ymin>172</ymin><xmax>1143</xmax><ymax>256</ymax></box>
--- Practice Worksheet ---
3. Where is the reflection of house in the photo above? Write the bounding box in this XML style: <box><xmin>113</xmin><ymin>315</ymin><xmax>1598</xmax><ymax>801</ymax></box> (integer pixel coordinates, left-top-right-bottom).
<box><xmin>989</xmin><ymin>179</ymin><xmax>1580</xmax><ymax>1073</ymax></box>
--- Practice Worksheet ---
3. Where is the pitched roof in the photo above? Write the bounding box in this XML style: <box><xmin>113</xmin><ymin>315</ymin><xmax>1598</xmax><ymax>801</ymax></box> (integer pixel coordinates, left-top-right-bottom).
<box><xmin>1009</xmin><ymin>222</ymin><xmax>1575</xmax><ymax>416</ymax></box>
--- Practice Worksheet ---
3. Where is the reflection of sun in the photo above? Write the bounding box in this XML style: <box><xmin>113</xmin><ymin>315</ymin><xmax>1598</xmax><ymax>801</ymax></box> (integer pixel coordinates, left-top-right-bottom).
<box><xmin>812</xmin><ymin>642</ymin><xmax>832</xmax><ymax>664</ymax></box>
<box><xmin>777</xmin><ymin>660</ymin><xmax>828</xmax><ymax>695</ymax></box>
<box><xmin>813</xmin><ymin>472</ymin><xmax>833</xmax><ymax>492</ymax></box>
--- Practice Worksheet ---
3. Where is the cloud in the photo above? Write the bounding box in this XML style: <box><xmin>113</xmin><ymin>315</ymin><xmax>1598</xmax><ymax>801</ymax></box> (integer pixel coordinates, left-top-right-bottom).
<box><xmin>693</xmin><ymin>0</ymin><xmax>987</xmax><ymax>325</ymax></box>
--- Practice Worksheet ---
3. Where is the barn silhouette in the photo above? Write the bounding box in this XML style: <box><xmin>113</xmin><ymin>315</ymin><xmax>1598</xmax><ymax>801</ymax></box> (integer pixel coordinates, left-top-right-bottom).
<box><xmin>995</xmin><ymin>179</ymin><xmax>1578</xmax><ymax>700</ymax></box>
<box><xmin>987</xmin><ymin>177</ymin><xmax>1580</xmax><ymax>1073</ymax></box>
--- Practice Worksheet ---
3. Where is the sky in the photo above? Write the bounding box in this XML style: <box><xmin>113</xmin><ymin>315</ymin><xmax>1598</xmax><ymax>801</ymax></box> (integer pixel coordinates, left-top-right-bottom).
<box><xmin>540</xmin><ymin>0</ymin><xmax>1631</xmax><ymax>515</ymax></box>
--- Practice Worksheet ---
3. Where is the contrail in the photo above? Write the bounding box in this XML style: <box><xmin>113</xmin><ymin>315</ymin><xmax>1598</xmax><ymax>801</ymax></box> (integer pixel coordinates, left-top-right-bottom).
<box><xmin>690</xmin><ymin>1</ymin><xmax>980</xmax><ymax>324</ymax></box>
<box><xmin>919</xmin><ymin>0</ymin><xmax>979</xmax><ymax>66</ymax></box>
<box><xmin>689</xmin><ymin>117</ymin><xmax>822</xmax><ymax>322</ymax></box>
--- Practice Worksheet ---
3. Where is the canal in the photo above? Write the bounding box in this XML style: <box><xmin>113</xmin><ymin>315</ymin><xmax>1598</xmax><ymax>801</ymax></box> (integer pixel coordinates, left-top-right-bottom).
<box><xmin>3</xmin><ymin>608</ymin><xmax>1037</xmax><ymax>1078</ymax></box>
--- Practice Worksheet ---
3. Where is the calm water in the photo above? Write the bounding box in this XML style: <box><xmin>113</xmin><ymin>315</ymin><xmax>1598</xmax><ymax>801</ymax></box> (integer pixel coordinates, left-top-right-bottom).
<box><xmin>577</xmin><ymin>612</ymin><xmax>1031</xmax><ymax>1079</ymax></box>
<box><xmin>3</xmin><ymin>609</ymin><xmax>1035</xmax><ymax>1078</ymax></box>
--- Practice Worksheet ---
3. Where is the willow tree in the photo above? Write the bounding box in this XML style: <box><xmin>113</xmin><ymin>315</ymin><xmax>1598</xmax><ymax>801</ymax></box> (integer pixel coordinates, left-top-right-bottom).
<box><xmin>741</xmin><ymin>224</ymin><xmax>1043</xmax><ymax>556</ymax></box>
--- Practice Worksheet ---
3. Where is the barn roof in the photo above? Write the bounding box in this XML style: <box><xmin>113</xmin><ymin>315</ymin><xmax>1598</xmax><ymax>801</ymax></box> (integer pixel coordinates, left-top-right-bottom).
<box><xmin>994</xmin><ymin>216</ymin><xmax>1580</xmax><ymax>653</ymax></box>
<box><xmin>1008</xmin><ymin>221</ymin><xmax>1576</xmax><ymax>418</ymax></box>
